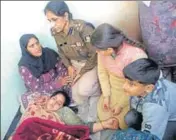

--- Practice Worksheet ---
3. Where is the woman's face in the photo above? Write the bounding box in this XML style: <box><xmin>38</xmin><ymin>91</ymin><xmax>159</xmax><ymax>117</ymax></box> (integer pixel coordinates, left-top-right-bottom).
<box><xmin>27</xmin><ymin>37</ymin><xmax>42</xmax><ymax>57</ymax></box>
<box><xmin>46</xmin><ymin>10</ymin><xmax>68</xmax><ymax>33</ymax></box>
<box><xmin>46</xmin><ymin>94</ymin><xmax>65</xmax><ymax>111</ymax></box>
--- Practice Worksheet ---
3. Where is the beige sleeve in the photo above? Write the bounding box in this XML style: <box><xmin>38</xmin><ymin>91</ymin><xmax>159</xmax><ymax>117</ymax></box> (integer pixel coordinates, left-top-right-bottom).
<box><xmin>53</xmin><ymin>35</ymin><xmax>72</xmax><ymax>68</ymax></box>
<box><xmin>98</xmin><ymin>54</ymin><xmax>111</xmax><ymax>97</ymax></box>
<box><xmin>117</xmin><ymin>94</ymin><xmax>129</xmax><ymax>108</ymax></box>
<box><xmin>79</xmin><ymin>22</ymin><xmax>97</xmax><ymax>76</ymax></box>
<box><xmin>57</xmin><ymin>46</ymin><xmax>72</xmax><ymax>68</ymax></box>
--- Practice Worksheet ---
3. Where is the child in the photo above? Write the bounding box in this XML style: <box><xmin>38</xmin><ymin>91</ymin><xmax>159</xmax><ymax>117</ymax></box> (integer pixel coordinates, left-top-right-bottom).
<box><xmin>123</xmin><ymin>58</ymin><xmax>176</xmax><ymax>140</ymax></box>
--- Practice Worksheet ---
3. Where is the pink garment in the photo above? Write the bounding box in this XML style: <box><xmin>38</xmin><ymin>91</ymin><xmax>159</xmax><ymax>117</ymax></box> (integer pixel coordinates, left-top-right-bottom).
<box><xmin>19</xmin><ymin>61</ymin><xmax>72</xmax><ymax>109</ymax></box>
<box><xmin>99</xmin><ymin>42</ymin><xmax>147</xmax><ymax>78</ymax></box>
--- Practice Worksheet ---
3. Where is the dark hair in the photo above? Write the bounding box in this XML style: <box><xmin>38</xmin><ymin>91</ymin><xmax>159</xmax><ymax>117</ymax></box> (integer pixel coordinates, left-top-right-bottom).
<box><xmin>125</xmin><ymin>109</ymin><xmax>143</xmax><ymax>130</ymax></box>
<box><xmin>91</xmin><ymin>23</ymin><xmax>145</xmax><ymax>51</ymax></box>
<box><xmin>123</xmin><ymin>58</ymin><xmax>160</xmax><ymax>85</ymax></box>
<box><xmin>44</xmin><ymin>1</ymin><xmax>72</xmax><ymax>19</ymax></box>
<box><xmin>50</xmin><ymin>90</ymin><xmax>71</xmax><ymax>106</ymax></box>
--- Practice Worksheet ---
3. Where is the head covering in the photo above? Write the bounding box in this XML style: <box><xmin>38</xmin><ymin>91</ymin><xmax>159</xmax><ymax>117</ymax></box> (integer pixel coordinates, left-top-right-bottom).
<box><xmin>123</xmin><ymin>58</ymin><xmax>160</xmax><ymax>84</ymax></box>
<box><xmin>18</xmin><ymin>34</ymin><xmax>59</xmax><ymax>78</ymax></box>
<box><xmin>91</xmin><ymin>23</ymin><xmax>124</xmax><ymax>50</ymax></box>
<box><xmin>44</xmin><ymin>1</ymin><xmax>72</xmax><ymax>18</ymax></box>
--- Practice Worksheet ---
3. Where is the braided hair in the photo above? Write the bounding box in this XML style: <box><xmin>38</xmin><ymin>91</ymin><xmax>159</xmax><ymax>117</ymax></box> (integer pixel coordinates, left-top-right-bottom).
<box><xmin>120</xmin><ymin>31</ymin><xmax>146</xmax><ymax>51</ymax></box>
<box><xmin>91</xmin><ymin>23</ymin><xmax>146</xmax><ymax>51</ymax></box>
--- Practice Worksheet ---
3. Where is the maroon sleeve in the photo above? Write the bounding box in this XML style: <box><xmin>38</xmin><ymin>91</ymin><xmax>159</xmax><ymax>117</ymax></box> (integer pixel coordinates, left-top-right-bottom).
<box><xmin>19</xmin><ymin>66</ymin><xmax>62</xmax><ymax>93</ymax></box>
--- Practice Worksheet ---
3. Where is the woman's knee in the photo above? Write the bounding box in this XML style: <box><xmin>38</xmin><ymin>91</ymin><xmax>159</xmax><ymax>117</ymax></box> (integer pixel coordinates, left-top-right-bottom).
<box><xmin>76</xmin><ymin>67</ymin><xmax>100</xmax><ymax>97</ymax></box>
<box><xmin>78</xmin><ymin>79</ymin><xmax>100</xmax><ymax>97</ymax></box>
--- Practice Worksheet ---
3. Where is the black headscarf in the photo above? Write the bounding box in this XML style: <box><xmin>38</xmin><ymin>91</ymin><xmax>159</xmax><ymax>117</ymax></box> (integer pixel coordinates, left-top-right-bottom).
<box><xmin>44</xmin><ymin>1</ymin><xmax>72</xmax><ymax>19</ymax></box>
<box><xmin>18</xmin><ymin>34</ymin><xmax>59</xmax><ymax>78</ymax></box>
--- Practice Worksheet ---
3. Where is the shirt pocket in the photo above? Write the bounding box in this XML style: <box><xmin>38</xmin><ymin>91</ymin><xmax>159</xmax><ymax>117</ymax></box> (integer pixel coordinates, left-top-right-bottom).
<box><xmin>70</xmin><ymin>33</ymin><xmax>89</xmax><ymax>59</ymax></box>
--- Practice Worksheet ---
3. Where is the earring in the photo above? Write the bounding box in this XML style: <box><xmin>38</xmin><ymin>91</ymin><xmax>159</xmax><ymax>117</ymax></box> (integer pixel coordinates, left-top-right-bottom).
<box><xmin>111</xmin><ymin>52</ymin><xmax>117</xmax><ymax>59</ymax></box>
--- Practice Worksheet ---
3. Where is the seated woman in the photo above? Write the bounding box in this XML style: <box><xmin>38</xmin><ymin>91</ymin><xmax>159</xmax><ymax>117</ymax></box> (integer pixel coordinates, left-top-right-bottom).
<box><xmin>18</xmin><ymin>34</ymin><xmax>71</xmax><ymax>110</ymax></box>
<box><xmin>90</xmin><ymin>23</ymin><xmax>148</xmax><ymax>130</ymax></box>
<box><xmin>11</xmin><ymin>91</ymin><xmax>118</xmax><ymax>140</ymax></box>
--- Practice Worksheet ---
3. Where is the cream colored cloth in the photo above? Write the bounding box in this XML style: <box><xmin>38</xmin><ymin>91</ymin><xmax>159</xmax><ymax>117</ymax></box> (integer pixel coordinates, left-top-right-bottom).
<box><xmin>71</xmin><ymin>59</ymin><xmax>86</xmax><ymax>74</ymax></box>
<box><xmin>71</xmin><ymin>63</ymin><xmax>101</xmax><ymax>123</ymax></box>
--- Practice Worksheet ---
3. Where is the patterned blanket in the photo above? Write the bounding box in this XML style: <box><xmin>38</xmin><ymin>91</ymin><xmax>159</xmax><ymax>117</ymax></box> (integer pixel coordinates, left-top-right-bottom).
<box><xmin>12</xmin><ymin>117</ymin><xmax>90</xmax><ymax>140</ymax></box>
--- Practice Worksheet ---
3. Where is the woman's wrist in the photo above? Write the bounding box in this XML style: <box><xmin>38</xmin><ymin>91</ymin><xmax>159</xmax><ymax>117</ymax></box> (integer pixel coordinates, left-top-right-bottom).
<box><xmin>103</xmin><ymin>95</ymin><xmax>110</xmax><ymax>99</ymax></box>
<box><xmin>100</xmin><ymin>120</ymin><xmax>106</xmax><ymax>129</ymax></box>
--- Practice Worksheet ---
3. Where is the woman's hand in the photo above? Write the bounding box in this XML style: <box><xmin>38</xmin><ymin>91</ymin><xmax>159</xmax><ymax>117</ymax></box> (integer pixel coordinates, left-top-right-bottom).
<box><xmin>68</xmin><ymin>66</ymin><xmax>76</xmax><ymax>80</ymax></box>
<box><xmin>34</xmin><ymin>95</ymin><xmax>49</xmax><ymax>105</ymax></box>
<box><xmin>60</xmin><ymin>76</ymin><xmax>72</xmax><ymax>85</ymax></box>
<box><xmin>111</xmin><ymin>105</ymin><xmax>123</xmax><ymax>116</ymax></box>
<box><xmin>103</xmin><ymin>96</ymin><xmax>110</xmax><ymax>111</ymax></box>
<box><xmin>72</xmin><ymin>74</ymin><xmax>81</xmax><ymax>85</ymax></box>
<box><xmin>102</xmin><ymin>118</ymin><xmax>118</xmax><ymax>129</ymax></box>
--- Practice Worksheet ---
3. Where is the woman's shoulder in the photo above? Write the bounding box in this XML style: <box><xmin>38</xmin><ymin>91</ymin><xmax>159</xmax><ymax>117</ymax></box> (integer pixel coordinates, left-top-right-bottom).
<box><xmin>43</xmin><ymin>47</ymin><xmax>56</xmax><ymax>53</ymax></box>
<box><xmin>122</xmin><ymin>42</ymin><xmax>147</xmax><ymax>56</ymax></box>
<box><xmin>121</xmin><ymin>42</ymin><xmax>147</xmax><ymax>66</ymax></box>
<box><xmin>72</xmin><ymin>19</ymin><xmax>95</xmax><ymax>31</ymax></box>
<box><xmin>19</xmin><ymin>66</ymin><xmax>33</xmax><ymax>76</ymax></box>
<box><xmin>123</xmin><ymin>42</ymin><xmax>144</xmax><ymax>51</ymax></box>
<box><xmin>19</xmin><ymin>66</ymin><xmax>29</xmax><ymax>72</ymax></box>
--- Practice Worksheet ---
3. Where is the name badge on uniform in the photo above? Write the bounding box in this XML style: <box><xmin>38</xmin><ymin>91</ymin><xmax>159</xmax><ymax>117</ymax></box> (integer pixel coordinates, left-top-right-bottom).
<box><xmin>85</xmin><ymin>35</ymin><xmax>91</xmax><ymax>42</ymax></box>
<box><xmin>71</xmin><ymin>44</ymin><xmax>77</xmax><ymax>48</ymax></box>
<box><xmin>76</xmin><ymin>42</ymin><xmax>82</xmax><ymax>47</ymax></box>
<box><xmin>74</xmin><ymin>24</ymin><xmax>80</xmax><ymax>30</ymax></box>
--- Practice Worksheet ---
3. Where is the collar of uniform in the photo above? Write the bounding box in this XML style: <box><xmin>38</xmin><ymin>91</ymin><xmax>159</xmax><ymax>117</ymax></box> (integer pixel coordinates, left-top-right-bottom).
<box><xmin>53</xmin><ymin>20</ymin><xmax>74</xmax><ymax>37</ymax></box>
<box><xmin>143</xmin><ymin>78</ymin><xmax>168</xmax><ymax>106</ymax></box>
<box><xmin>67</xmin><ymin>20</ymin><xmax>75</xmax><ymax>36</ymax></box>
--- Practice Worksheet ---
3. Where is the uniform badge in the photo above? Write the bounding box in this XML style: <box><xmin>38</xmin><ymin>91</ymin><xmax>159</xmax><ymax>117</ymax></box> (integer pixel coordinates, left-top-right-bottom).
<box><xmin>71</xmin><ymin>44</ymin><xmax>77</xmax><ymax>48</ymax></box>
<box><xmin>76</xmin><ymin>42</ymin><xmax>82</xmax><ymax>47</ymax></box>
<box><xmin>85</xmin><ymin>35</ymin><xmax>91</xmax><ymax>42</ymax></box>
<box><xmin>68</xmin><ymin>27</ymin><xmax>73</xmax><ymax>35</ymax></box>
<box><xmin>74</xmin><ymin>24</ymin><xmax>79</xmax><ymax>30</ymax></box>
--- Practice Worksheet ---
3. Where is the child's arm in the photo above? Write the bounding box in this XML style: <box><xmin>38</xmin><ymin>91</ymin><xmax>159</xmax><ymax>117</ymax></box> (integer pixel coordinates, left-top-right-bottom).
<box><xmin>142</xmin><ymin>103</ymin><xmax>169</xmax><ymax>140</ymax></box>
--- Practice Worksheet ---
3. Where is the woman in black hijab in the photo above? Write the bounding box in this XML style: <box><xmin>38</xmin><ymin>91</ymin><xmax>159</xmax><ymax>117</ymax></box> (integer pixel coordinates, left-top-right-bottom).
<box><xmin>18</xmin><ymin>34</ymin><xmax>72</xmax><ymax>110</ymax></box>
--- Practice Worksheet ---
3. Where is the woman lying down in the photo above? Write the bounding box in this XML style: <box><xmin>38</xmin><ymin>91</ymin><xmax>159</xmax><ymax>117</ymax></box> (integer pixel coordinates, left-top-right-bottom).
<box><xmin>10</xmin><ymin>90</ymin><xmax>118</xmax><ymax>140</ymax></box>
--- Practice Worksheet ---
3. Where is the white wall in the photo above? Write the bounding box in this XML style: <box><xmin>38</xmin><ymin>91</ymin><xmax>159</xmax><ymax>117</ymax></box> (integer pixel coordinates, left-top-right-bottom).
<box><xmin>1</xmin><ymin>1</ymin><xmax>139</xmax><ymax>139</ymax></box>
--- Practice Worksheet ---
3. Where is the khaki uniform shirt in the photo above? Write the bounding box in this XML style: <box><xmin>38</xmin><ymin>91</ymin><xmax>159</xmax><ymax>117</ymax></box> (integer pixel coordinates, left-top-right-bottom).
<box><xmin>53</xmin><ymin>19</ymin><xmax>97</xmax><ymax>76</ymax></box>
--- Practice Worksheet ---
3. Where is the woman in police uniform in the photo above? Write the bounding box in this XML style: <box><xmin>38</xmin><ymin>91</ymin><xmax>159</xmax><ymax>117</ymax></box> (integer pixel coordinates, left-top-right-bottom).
<box><xmin>44</xmin><ymin>1</ymin><xmax>100</xmax><ymax>123</ymax></box>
